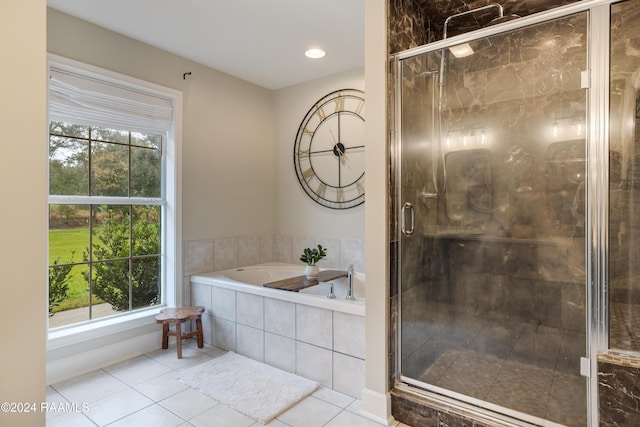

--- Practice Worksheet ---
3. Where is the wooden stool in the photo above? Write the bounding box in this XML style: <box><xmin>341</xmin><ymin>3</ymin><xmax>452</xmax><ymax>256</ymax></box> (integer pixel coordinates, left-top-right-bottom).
<box><xmin>155</xmin><ymin>306</ymin><xmax>205</xmax><ymax>359</ymax></box>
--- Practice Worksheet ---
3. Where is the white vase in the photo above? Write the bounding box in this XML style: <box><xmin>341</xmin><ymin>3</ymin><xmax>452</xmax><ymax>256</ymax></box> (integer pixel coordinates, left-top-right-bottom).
<box><xmin>305</xmin><ymin>264</ymin><xmax>319</xmax><ymax>279</ymax></box>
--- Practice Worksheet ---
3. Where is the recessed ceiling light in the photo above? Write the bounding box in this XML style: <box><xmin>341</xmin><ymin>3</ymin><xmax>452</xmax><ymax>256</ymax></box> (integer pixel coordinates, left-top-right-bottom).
<box><xmin>305</xmin><ymin>48</ymin><xmax>326</xmax><ymax>59</ymax></box>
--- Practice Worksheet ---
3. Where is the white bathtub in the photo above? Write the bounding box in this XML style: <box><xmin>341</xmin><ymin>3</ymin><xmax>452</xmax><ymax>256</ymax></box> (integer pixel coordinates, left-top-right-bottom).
<box><xmin>190</xmin><ymin>262</ymin><xmax>366</xmax><ymax>397</ymax></box>
<box><xmin>190</xmin><ymin>262</ymin><xmax>365</xmax><ymax>316</ymax></box>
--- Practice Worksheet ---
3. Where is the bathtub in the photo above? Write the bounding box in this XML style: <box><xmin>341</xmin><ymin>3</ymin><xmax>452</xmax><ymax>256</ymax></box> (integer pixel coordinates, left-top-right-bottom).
<box><xmin>189</xmin><ymin>262</ymin><xmax>366</xmax><ymax>397</ymax></box>
<box><xmin>190</xmin><ymin>262</ymin><xmax>365</xmax><ymax>316</ymax></box>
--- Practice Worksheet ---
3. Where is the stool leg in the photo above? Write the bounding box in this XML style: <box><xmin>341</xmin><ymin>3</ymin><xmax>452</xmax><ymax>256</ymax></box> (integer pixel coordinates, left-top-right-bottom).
<box><xmin>196</xmin><ymin>317</ymin><xmax>204</xmax><ymax>348</ymax></box>
<box><xmin>175</xmin><ymin>322</ymin><xmax>183</xmax><ymax>359</ymax></box>
<box><xmin>161</xmin><ymin>323</ymin><xmax>169</xmax><ymax>349</ymax></box>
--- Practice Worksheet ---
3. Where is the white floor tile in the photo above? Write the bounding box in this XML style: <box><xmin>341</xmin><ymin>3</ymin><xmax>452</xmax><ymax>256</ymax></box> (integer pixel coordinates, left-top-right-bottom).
<box><xmin>311</xmin><ymin>386</ymin><xmax>356</xmax><ymax>409</ymax></box>
<box><xmin>183</xmin><ymin>340</ymin><xmax>226</xmax><ymax>357</ymax></box>
<box><xmin>324</xmin><ymin>410</ymin><xmax>388</xmax><ymax>427</ymax></box>
<box><xmin>106</xmin><ymin>403</ymin><xmax>185</xmax><ymax>427</ymax></box>
<box><xmin>45</xmin><ymin>389</ymin><xmax>70</xmax><ymax>420</ymax></box>
<box><xmin>84</xmin><ymin>387</ymin><xmax>154</xmax><ymax>426</ymax></box>
<box><xmin>47</xmin><ymin>346</ymin><xmax>399</xmax><ymax>427</ymax></box>
<box><xmin>104</xmin><ymin>355</ymin><xmax>173</xmax><ymax>386</ymax></box>
<box><xmin>276</xmin><ymin>396</ymin><xmax>342</xmax><ymax>427</ymax></box>
<box><xmin>346</xmin><ymin>398</ymin><xmax>362</xmax><ymax>414</ymax></box>
<box><xmin>253</xmin><ymin>418</ymin><xmax>290</xmax><ymax>427</ymax></box>
<box><xmin>145</xmin><ymin>344</ymin><xmax>212</xmax><ymax>370</ymax></box>
<box><xmin>45</xmin><ymin>411</ymin><xmax>96</xmax><ymax>427</ymax></box>
<box><xmin>51</xmin><ymin>371</ymin><xmax>94</xmax><ymax>390</ymax></box>
<box><xmin>348</xmin><ymin>401</ymin><xmax>398</xmax><ymax>425</ymax></box>
<box><xmin>189</xmin><ymin>404</ymin><xmax>255</xmax><ymax>427</ymax></box>
<box><xmin>52</xmin><ymin>369</ymin><xmax>129</xmax><ymax>404</ymax></box>
<box><xmin>135</xmin><ymin>371</ymin><xmax>189</xmax><ymax>401</ymax></box>
<box><xmin>159</xmin><ymin>387</ymin><xmax>218</xmax><ymax>420</ymax></box>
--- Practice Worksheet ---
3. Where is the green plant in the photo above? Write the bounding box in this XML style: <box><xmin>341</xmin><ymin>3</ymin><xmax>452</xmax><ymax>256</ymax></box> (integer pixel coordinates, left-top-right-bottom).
<box><xmin>83</xmin><ymin>207</ymin><xmax>160</xmax><ymax>311</ymax></box>
<box><xmin>49</xmin><ymin>228</ymin><xmax>105</xmax><ymax>312</ymax></box>
<box><xmin>299</xmin><ymin>245</ymin><xmax>327</xmax><ymax>265</ymax></box>
<box><xmin>48</xmin><ymin>252</ymin><xmax>74</xmax><ymax>316</ymax></box>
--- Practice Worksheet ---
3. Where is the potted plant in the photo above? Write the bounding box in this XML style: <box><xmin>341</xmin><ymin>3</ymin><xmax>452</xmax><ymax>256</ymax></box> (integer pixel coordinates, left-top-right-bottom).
<box><xmin>300</xmin><ymin>244</ymin><xmax>327</xmax><ymax>279</ymax></box>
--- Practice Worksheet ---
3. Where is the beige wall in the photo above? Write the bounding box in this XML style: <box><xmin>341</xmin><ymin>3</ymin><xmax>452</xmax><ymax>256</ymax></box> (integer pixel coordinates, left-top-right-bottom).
<box><xmin>47</xmin><ymin>8</ymin><xmax>275</xmax><ymax>242</ymax></box>
<box><xmin>273</xmin><ymin>69</ymin><xmax>365</xmax><ymax>240</ymax></box>
<box><xmin>0</xmin><ymin>1</ymin><xmax>47</xmax><ymax>426</ymax></box>
<box><xmin>363</xmin><ymin>0</ymin><xmax>391</xmax><ymax>423</ymax></box>
<box><xmin>44</xmin><ymin>5</ymin><xmax>389</xmax><ymax>421</ymax></box>
<box><xmin>48</xmin><ymin>8</ymin><xmax>367</xmax><ymax>244</ymax></box>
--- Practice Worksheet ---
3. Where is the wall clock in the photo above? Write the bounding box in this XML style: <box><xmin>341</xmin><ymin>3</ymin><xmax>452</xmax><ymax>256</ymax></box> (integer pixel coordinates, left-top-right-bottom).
<box><xmin>293</xmin><ymin>88</ymin><xmax>365</xmax><ymax>209</ymax></box>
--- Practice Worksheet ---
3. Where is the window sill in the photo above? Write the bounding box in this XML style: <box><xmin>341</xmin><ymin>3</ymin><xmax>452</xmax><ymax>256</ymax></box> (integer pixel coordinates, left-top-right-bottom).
<box><xmin>47</xmin><ymin>306</ymin><xmax>165</xmax><ymax>351</ymax></box>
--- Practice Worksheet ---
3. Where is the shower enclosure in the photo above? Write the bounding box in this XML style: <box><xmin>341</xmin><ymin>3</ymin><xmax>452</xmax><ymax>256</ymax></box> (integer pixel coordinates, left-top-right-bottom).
<box><xmin>394</xmin><ymin>1</ymin><xmax>640</xmax><ymax>426</ymax></box>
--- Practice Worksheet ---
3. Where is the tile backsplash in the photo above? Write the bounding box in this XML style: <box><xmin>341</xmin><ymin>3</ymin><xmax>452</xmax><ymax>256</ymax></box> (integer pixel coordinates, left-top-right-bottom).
<box><xmin>183</xmin><ymin>234</ymin><xmax>365</xmax><ymax>277</ymax></box>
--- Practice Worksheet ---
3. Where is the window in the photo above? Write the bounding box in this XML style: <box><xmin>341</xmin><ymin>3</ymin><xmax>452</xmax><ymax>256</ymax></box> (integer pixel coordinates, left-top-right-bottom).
<box><xmin>47</xmin><ymin>56</ymin><xmax>180</xmax><ymax>330</ymax></box>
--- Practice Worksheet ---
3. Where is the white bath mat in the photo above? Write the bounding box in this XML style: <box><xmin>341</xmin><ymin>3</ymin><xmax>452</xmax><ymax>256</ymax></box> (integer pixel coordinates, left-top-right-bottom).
<box><xmin>174</xmin><ymin>351</ymin><xmax>318</xmax><ymax>424</ymax></box>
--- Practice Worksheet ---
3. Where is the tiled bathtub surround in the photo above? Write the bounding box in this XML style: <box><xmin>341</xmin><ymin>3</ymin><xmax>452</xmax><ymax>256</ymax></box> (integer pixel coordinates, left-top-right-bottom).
<box><xmin>184</xmin><ymin>235</ymin><xmax>365</xmax><ymax>276</ymax></box>
<box><xmin>183</xmin><ymin>235</ymin><xmax>363</xmax><ymax>314</ymax></box>
<box><xmin>191</xmin><ymin>280</ymin><xmax>366</xmax><ymax>398</ymax></box>
<box><xmin>184</xmin><ymin>235</ymin><xmax>274</xmax><ymax>276</ymax></box>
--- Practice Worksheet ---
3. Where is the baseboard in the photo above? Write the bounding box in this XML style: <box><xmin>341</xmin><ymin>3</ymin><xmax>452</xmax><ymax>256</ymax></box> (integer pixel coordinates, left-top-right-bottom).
<box><xmin>360</xmin><ymin>388</ymin><xmax>395</xmax><ymax>426</ymax></box>
<box><xmin>46</xmin><ymin>330</ymin><xmax>161</xmax><ymax>385</ymax></box>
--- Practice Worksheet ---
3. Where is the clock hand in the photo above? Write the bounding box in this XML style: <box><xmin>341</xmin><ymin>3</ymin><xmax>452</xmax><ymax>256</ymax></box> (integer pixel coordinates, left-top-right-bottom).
<box><xmin>336</xmin><ymin>140</ymin><xmax>349</xmax><ymax>164</ymax></box>
<box><xmin>330</xmin><ymin>129</ymin><xmax>350</xmax><ymax>164</ymax></box>
<box><xmin>341</xmin><ymin>151</ymin><xmax>350</xmax><ymax>164</ymax></box>
<box><xmin>329</xmin><ymin>127</ymin><xmax>338</xmax><ymax>145</ymax></box>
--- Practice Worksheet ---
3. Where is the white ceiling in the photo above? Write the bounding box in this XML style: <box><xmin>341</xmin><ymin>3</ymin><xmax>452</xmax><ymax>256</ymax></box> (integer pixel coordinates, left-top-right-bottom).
<box><xmin>47</xmin><ymin>0</ymin><xmax>365</xmax><ymax>90</ymax></box>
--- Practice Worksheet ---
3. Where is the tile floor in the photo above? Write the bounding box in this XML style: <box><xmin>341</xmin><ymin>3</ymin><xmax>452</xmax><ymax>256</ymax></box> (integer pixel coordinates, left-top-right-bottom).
<box><xmin>610</xmin><ymin>301</ymin><xmax>640</xmax><ymax>350</ymax></box>
<box><xmin>47</xmin><ymin>339</ymin><xmax>410</xmax><ymax>427</ymax></box>
<box><xmin>401</xmin><ymin>302</ymin><xmax>587</xmax><ymax>427</ymax></box>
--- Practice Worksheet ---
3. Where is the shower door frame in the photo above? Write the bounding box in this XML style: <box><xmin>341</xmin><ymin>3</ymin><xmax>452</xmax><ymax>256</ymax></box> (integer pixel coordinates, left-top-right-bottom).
<box><xmin>393</xmin><ymin>1</ymin><xmax>615</xmax><ymax>425</ymax></box>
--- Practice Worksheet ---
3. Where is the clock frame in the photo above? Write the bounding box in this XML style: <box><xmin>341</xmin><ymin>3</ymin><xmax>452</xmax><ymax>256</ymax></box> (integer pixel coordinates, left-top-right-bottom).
<box><xmin>293</xmin><ymin>89</ymin><xmax>365</xmax><ymax>209</ymax></box>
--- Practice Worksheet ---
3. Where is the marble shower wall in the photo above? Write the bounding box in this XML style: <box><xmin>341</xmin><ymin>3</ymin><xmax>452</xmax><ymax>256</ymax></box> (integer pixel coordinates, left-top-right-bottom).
<box><xmin>390</xmin><ymin>5</ymin><xmax>594</xmax><ymax>427</ymax></box>
<box><xmin>391</xmin><ymin>0</ymin><xmax>640</xmax><ymax>426</ymax></box>
<box><xmin>393</xmin><ymin>10</ymin><xmax>589</xmax><ymax>287</ymax></box>
<box><xmin>389</xmin><ymin>0</ymin><xmax>431</xmax><ymax>55</ymax></box>
<box><xmin>388</xmin><ymin>0</ymin><xmax>432</xmax><ymax>390</ymax></box>
<box><xmin>398</xmin><ymin>12</ymin><xmax>588</xmax><ymax>325</ymax></box>
<box><xmin>413</xmin><ymin>0</ymin><xmax>581</xmax><ymax>43</ymax></box>
<box><xmin>609</xmin><ymin>0</ymin><xmax>640</xmax><ymax>336</ymax></box>
<box><xmin>598</xmin><ymin>353</ymin><xmax>640</xmax><ymax>426</ymax></box>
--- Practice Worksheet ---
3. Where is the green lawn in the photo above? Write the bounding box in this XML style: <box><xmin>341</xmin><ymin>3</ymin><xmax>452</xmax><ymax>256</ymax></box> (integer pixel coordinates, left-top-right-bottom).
<box><xmin>49</xmin><ymin>227</ymin><xmax>89</xmax><ymax>264</ymax></box>
<box><xmin>49</xmin><ymin>228</ymin><xmax>104</xmax><ymax>312</ymax></box>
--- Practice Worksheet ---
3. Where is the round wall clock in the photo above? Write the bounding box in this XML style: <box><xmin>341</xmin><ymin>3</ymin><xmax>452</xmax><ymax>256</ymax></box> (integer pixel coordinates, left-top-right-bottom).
<box><xmin>293</xmin><ymin>88</ymin><xmax>365</xmax><ymax>209</ymax></box>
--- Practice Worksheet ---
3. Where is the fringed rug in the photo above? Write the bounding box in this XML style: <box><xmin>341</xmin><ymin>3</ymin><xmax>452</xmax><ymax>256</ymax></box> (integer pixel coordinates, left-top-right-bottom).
<box><xmin>174</xmin><ymin>351</ymin><xmax>318</xmax><ymax>424</ymax></box>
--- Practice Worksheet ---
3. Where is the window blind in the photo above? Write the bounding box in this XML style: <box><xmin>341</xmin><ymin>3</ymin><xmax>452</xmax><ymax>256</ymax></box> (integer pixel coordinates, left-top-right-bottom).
<box><xmin>49</xmin><ymin>67</ymin><xmax>173</xmax><ymax>135</ymax></box>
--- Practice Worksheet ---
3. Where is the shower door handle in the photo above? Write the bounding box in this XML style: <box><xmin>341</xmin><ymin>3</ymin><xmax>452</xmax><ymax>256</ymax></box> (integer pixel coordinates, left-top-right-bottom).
<box><xmin>401</xmin><ymin>202</ymin><xmax>415</xmax><ymax>236</ymax></box>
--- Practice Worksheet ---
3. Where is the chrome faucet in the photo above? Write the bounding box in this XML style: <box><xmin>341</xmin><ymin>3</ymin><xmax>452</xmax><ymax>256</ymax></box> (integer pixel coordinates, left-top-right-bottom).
<box><xmin>346</xmin><ymin>265</ymin><xmax>355</xmax><ymax>300</ymax></box>
<box><xmin>326</xmin><ymin>281</ymin><xmax>336</xmax><ymax>299</ymax></box>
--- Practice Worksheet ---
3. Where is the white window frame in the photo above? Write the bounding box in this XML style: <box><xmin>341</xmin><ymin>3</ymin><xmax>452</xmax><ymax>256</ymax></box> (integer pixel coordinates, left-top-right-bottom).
<box><xmin>46</xmin><ymin>54</ymin><xmax>182</xmax><ymax>346</ymax></box>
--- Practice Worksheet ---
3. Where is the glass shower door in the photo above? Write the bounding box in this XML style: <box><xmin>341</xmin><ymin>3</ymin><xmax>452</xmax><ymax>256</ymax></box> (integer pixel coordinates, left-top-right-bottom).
<box><xmin>398</xmin><ymin>14</ymin><xmax>588</xmax><ymax>427</ymax></box>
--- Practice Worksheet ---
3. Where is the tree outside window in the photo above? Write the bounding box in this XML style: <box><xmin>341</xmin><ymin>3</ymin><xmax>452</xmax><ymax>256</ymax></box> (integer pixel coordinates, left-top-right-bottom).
<box><xmin>48</xmin><ymin>122</ymin><xmax>163</xmax><ymax>327</ymax></box>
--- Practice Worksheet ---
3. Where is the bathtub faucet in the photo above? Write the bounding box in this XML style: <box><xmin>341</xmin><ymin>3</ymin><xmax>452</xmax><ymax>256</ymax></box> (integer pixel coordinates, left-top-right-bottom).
<box><xmin>326</xmin><ymin>281</ymin><xmax>336</xmax><ymax>299</ymax></box>
<box><xmin>346</xmin><ymin>265</ymin><xmax>355</xmax><ymax>301</ymax></box>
